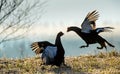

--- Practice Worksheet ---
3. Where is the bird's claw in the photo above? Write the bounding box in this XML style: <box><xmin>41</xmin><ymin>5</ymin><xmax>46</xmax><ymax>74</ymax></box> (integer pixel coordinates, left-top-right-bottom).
<box><xmin>80</xmin><ymin>46</ymin><xmax>86</xmax><ymax>48</ymax></box>
<box><xmin>97</xmin><ymin>47</ymin><xmax>103</xmax><ymax>49</ymax></box>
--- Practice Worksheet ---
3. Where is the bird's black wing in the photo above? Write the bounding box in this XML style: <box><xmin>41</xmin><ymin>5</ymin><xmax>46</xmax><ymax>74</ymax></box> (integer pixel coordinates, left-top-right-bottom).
<box><xmin>31</xmin><ymin>41</ymin><xmax>55</xmax><ymax>54</ymax></box>
<box><xmin>31</xmin><ymin>42</ymin><xmax>43</xmax><ymax>54</ymax></box>
<box><xmin>81</xmin><ymin>10</ymin><xmax>99</xmax><ymax>33</ymax></box>
<box><xmin>96</xmin><ymin>27</ymin><xmax>114</xmax><ymax>34</ymax></box>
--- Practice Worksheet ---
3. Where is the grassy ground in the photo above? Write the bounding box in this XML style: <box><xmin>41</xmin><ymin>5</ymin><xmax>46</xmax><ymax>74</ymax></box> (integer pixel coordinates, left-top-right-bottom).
<box><xmin>0</xmin><ymin>50</ymin><xmax>120</xmax><ymax>74</ymax></box>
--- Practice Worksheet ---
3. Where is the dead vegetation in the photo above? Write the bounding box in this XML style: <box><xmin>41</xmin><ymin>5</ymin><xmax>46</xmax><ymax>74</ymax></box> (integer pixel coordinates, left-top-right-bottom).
<box><xmin>0</xmin><ymin>50</ymin><xmax>120</xmax><ymax>74</ymax></box>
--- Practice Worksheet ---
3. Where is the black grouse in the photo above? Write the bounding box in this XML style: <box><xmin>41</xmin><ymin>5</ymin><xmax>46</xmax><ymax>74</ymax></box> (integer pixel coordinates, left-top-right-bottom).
<box><xmin>67</xmin><ymin>10</ymin><xmax>115</xmax><ymax>50</ymax></box>
<box><xmin>31</xmin><ymin>31</ymin><xmax>65</xmax><ymax>66</ymax></box>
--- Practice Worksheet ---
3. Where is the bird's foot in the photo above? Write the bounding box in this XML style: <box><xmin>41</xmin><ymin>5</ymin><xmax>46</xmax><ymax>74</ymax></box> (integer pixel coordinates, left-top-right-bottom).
<box><xmin>97</xmin><ymin>47</ymin><xmax>103</xmax><ymax>49</ymax></box>
<box><xmin>80</xmin><ymin>45</ymin><xmax>87</xmax><ymax>48</ymax></box>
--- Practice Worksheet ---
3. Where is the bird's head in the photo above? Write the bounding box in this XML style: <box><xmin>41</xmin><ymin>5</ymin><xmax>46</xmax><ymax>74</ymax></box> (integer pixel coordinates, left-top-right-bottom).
<box><xmin>67</xmin><ymin>26</ymin><xmax>79</xmax><ymax>32</ymax></box>
<box><xmin>67</xmin><ymin>27</ymin><xmax>70</xmax><ymax>32</ymax></box>
<box><xmin>58</xmin><ymin>31</ymin><xmax>64</xmax><ymax>36</ymax></box>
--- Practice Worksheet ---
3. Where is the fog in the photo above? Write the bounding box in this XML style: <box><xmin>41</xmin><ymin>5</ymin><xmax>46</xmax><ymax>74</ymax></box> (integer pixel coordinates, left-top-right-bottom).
<box><xmin>0</xmin><ymin>23</ymin><xmax>120</xmax><ymax>58</ymax></box>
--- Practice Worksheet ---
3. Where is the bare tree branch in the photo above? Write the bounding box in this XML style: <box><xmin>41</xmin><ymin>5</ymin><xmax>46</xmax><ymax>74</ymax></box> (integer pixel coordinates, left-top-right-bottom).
<box><xmin>0</xmin><ymin>0</ymin><xmax>24</xmax><ymax>24</ymax></box>
<box><xmin>0</xmin><ymin>0</ymin><xmax>46</xmax><ymax>44</ymax></box>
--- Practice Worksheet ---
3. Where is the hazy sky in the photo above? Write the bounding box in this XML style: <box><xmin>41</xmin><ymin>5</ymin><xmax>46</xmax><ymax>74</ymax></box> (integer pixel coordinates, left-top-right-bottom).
<box><xmin>40</xmin><ymin>0</ymin><xmax>120</xmax><ymax>25</ymax></box>
<box><xmin>31</xmin><ymin>0</ymin><xmax>120</xmax><ymax>57</ymax></box>
<box><xmin>1</xmin><ymin>0</ymin><xmax>120</xmax><ymax>58</ymax></box>
<box><xmin>26</xmin><ymin>0</ymin><xmax>120</xmax><ymax>40</ymax></box>
<box><xmin>30</xmin><ymin>0</ymin><xmax>120</xmax><ymax>38</ymax></box>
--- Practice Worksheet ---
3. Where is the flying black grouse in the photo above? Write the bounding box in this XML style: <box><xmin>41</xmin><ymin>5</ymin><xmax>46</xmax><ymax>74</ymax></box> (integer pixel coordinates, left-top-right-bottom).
<box><xmin>67</xmin><ymin>10</ymin><xmax>115</xmax><ymax>49</ymax></box>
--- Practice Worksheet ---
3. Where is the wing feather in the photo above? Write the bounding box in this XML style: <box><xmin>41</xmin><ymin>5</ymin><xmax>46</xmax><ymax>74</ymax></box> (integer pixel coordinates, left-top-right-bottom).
<box><xmin>31</xmin><ymin>41</ymin><xmax>55</xmax><ymax>54</ymax></box>
<box><xmin>81</xmin><ymin>10</ymin><xmax>99</xmax><ymax>33</ymax></box>
<box><xmin>31</xmin><ymin>42</ymin><xmax>43</xmax><ymax>54</ymax></box>
<box><xmin>96</xmin><ymin>27</ymin><xmax>114</xmax><ymax>33</ymax></box>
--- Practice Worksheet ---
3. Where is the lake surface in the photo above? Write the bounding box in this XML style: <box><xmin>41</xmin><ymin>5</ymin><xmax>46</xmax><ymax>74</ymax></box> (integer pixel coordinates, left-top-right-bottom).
<box><xmin>0</xmin><ymin>35</ymin><xmax>119</xmax><ymax>59</ymax></box>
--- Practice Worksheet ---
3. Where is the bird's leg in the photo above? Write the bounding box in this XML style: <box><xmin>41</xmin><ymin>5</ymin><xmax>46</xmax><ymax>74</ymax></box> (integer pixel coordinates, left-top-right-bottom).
<box><xmin>80</xmin><ymin>44</ymin><xmax>89</xmax><ymax>48</ymax></box>
<box><xmin>97</xmin><ymin>43</ymin><xmax>106</xmax><ymax>50</ymax></box>
<box><xmin>97</xmin><ymin>46</ymin><xmax>103</xmax><ymax>49</ymax></box>
<box><xmin>104</xmin><ymin>46</ymin><xmax>107</xmax><ymax>52</ymax></box>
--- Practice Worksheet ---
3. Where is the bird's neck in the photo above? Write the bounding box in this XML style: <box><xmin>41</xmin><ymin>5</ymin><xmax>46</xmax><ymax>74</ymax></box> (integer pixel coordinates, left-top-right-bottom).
<box><xmin>55</xmin><ymin>34</ymin><xmax>62</xmax><ymax>46</ymax></box>
<box><xmin>69</xmin><ymin>27</ymin><xmax>82</xmax><ymax>36</ymax></box>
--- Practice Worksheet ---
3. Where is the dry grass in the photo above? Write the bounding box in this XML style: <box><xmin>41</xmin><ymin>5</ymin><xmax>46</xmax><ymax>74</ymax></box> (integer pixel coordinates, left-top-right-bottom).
<box><xmin>0</xmin><ymin>50</ymin><xmax>120</xmax><ymax>74</ymax></box>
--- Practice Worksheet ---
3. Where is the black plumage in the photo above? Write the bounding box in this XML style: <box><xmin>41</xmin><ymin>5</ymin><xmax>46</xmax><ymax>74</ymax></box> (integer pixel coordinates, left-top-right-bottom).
<box><xmin>67</xmin><ymin>26</ymin><xmax>114</xmax><ymax>49</ymax></box>
<box><xmin>67</xmin><ymin>10</ymin><xmax>115</xmax><ymax>49</ymax></box>
<box><xmin>31</xmin><ymin>41</ymin><xmax>55</xmax><ymax>54</ymax></box>
<box><xmin>53</xmin><ymin>32</ymin><xmax>65</xmax><ymax>66</ymax></box>
<box><xmin>31</xmin><ymin>31</ymin><xmax>65</xmax><ymax>66</ymax></box>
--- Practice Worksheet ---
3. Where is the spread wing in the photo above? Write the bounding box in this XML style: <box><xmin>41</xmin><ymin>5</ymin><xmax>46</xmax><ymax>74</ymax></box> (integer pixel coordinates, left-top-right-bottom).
<box><xmin>31</xmin><ymin>42</ymin><xmax>43</xmax><ymax>54</ymax></box>
<box><xmin>81</xmin><ymin>10</ymin><xmax>99</xmax><ymax>33</ymax></box>
<box><xmin>31</xmin><ymin>41</ymin><xmax>55</xmax><ymax>54</ymax></box>
<box><xmin>96</xmin><ymin>27</ymin><xmax>114</xmax><ymax>34</ymax></box>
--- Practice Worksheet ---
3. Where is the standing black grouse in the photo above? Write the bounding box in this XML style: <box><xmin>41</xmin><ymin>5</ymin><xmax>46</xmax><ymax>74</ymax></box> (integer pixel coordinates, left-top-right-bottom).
<box><xmin>31</xmin><ymin>31</ymin><xmax>65</xmax><ymax>66</ymax></box>
<box><xmin>67</xmin><ymin>10</ymin><xmax>115</xmax><ymax>49</ymax></box>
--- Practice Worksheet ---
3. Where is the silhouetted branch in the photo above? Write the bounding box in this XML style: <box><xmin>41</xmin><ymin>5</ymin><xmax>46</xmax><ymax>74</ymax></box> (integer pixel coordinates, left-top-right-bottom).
<box><xmin>0</xmin><ymin>0</ymin><xmax>46</xmax><ymax>44</ymax></box>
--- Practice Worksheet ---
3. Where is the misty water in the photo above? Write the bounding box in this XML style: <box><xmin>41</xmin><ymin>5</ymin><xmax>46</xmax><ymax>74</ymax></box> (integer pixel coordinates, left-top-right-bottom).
<box><xmin>0</xmin><ymin>33</ymin><xmax>120</xmax><ymax>59</ymax></box>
